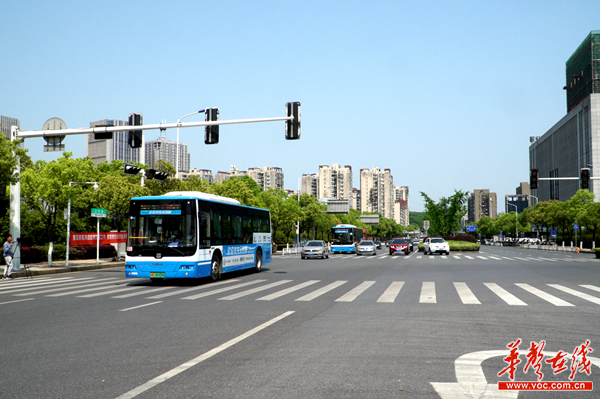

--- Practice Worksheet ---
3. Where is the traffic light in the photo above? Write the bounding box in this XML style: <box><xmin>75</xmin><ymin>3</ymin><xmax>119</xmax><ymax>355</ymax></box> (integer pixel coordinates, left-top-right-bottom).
<box><xmin>581</xmin><ymin>168</ymin><xmax>591</xmax><ymax>189</ymax></box>
<box><xmin>204</xmin><ymin>108</ymin><xmax>219</xmax><ymax>144</ymax></box>
<box><xmin>530</xmin><ymin>169</ymin><xmax>539</xmax><ymax>190</ymax></box>
<box><xmin>285</xmin><ymin>102</ymin><xmax>301</xmax><ymax>140</ymax></box>
<box><xmin>123</xmin><ymin>164</ymin><xmax>141</xmax><ymax>175</ymax></box>
<box><xmin>146</xmin><ymin>169</ymin><xmax>156</xmax><ymax>180</ymax></box>
<box><xmin>128</xmin><ymin>113</ymin><xmax>143</xmax><ymax>148</ymax></box>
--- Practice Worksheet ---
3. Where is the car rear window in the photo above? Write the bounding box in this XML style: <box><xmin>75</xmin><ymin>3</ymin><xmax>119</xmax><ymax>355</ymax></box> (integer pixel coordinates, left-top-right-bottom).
<box><xmin>306</xmin><ymin>241</ymin><xmax>323</xmax><ymax>247</ymax></box>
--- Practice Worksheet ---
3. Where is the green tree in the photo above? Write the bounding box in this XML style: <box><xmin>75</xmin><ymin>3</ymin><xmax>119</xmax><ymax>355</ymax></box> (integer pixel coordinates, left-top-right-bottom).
<box><xmin>420</xmin><ymin>190</ymin><xmax>468</xmax><ymax>236</ymax></box>
<box><xmin>20</xmin><ymin>154</ymin><xmax>97</xmax><ymax>244</ymax></box>
<box><xmin>0</xmin><ymin>134</ymin><xmax>31</xmax><ymax>188</ymax></box>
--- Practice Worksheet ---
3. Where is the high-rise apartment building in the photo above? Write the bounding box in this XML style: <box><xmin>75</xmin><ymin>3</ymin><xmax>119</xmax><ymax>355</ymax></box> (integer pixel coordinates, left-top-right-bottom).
<box><xmin>360</xmin><ymin>167</ymin><xmax>394</xmax><ymax>218</ymax></box>
<box><xmin>180</xmin><ymin>168</ymin><xmax>214</xmax><ymax>184</ymax></box>
<box><xmin>247</xmin><ymin>166</ymin><xmax>284</xmax><ymax>190</ymax></box>
<box><xmin>0</xmin><ymin>115</ymin><xmax>19</xmax><ymax>140</ymax></box>
<box><xmin>215</xmin><ymin>165</ymin><xmax>246</xmax><ymax>184</ymax></box>
<box><xmin>351</xmin><ymin>188</ymin><xmax>361</xmax><ymax>211</ymax></box>
<box><xmin>145</xmin><ymin>136</ymin><xmax>190</xmax><ymax>172</ymax></box>
<box><xmin>393</xmin><ymin>186</ymin><xmax>409</xmax><ymax>226</ymax></box>
<box><xmin>530</xmin><ymin>31</ymin><xmax>600</xmax><ymax>201</ymax></box>
<box><xmin>86</xmin><ymin>119</ymin><xmax>142</xmax><ymax>165</ymax></box>
<box><xmin>300</xmin><ymin>174</ymin><xmax>319</xmax><ymax>197</ymax></box>
<box><xmin>467</xmin><ymin>189</ymin><xmax>497</xmax><ymax>223</ymax></box>
<box><xmin>317</xmin><ymin>164</ymin><xmax>353</xmax><ymax>200</ymax></box>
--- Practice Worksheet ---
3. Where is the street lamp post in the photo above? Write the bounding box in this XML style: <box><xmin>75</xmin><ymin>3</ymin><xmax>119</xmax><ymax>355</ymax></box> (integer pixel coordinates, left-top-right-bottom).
<box><xmin>176</xmin><ymin>110</ymin><xmax>203</xmax><ymax>179</ymax></box>
<box><xmin>66</xmin><ymin>182</ymin><xmax>99</xmax><ymax>266</ymax></box>
<box><xmin>507</xmin><ymin>203</ymin><xmax>518</xmax><ymax>242</ymax></box>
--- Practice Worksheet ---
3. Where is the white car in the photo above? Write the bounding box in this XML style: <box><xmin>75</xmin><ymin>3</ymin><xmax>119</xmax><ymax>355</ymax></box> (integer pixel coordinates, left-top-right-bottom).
<box><xmin>357</xmin><ymin>240</ymin><xmax>377</xmax><ymax>256</ymax></box>
<box><xmin>424</xmin><ymin>237</ymin><xmax>450</xmax><ymax>255</ymax></box>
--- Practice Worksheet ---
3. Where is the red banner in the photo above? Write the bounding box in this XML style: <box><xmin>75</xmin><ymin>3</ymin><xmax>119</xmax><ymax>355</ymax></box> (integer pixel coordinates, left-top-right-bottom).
<box><xmin>70</xmin><ymin>232</ymin><xmax>127</xmax><ymax>245</ymax></box>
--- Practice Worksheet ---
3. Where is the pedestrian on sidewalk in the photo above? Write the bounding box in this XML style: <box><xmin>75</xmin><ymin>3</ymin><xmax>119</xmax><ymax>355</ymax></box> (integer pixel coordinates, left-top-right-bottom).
<box><xmin>3</xmin><ymin>235</ymin><xmax>14</xmax><ymax>280</ymax></box>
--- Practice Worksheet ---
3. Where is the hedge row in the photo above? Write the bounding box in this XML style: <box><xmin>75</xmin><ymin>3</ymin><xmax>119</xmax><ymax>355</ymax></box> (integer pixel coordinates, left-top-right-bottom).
<box><xmin>596</xmin><ymin>248</ymin><xmax>600</xmax><ymax>259</ymax></box>
<box><xmin>15</xmin><ymin>244</ymin><xmax>117</xmax><ymax>264</ymax></box>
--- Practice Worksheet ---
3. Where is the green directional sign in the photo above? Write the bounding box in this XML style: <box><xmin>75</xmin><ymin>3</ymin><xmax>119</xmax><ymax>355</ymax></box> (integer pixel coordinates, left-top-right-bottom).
<box><xmin>91</xmin><ymin>208</ymin><xmax>107</xmax><ymax>218</ymax></box>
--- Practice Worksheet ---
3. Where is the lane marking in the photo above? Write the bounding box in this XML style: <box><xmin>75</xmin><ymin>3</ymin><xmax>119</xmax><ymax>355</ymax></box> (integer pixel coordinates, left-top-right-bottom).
<box><xmin>453</xmin><ymin>282</ymin><xmax>481</xmax><ymax>304</ymax></box>
<box><xmin>218</xmin><ymin>280</ymin><xmax>292</xmax><ymax>300</ymax></box>
<box><xmin>119</xmin><ymin>301</ymin><xmax>163</xmax><ymax>312</ymax></box>
<box><xmin>377</xmin><ymin>281</ymin><xmax>404</xmax><ymax>303</ymax></box>
<box><xmin>476</xmin><ymin>256</ymin><xmax>487</xmax><ymax>260</ymax></box>
<box><xmin>548</xmin><ymin>284</ymin><xmax>600</xmax><ymax>305</ymax></box>
<box><xmin>465</xmin><ymin>256</ymin><xmax>474</xmax><ymax>259</ymax></box>
<box><xmin>256</xmin><ymin>280</ymin><xmax>320</xmax><ymax>301</ymax></box>
<box><xmin>0</xmin><ymin>298</ymin><xmax>35</xmax><ymax>305</ymax></box>
<box><xmin>420</xmin><ymin>281</ymin><xmax>436</xmax><ymax>303</ymax></box>
<box><xmin>47</xmin><ymin>284</ymin><xmax>135</xmax><ymax>297</ymax></box>
<box><xmin>335</xmin><ymin>281</ymin><xmax>375</xmax><ymax>302</ymax></box>
<box><xmin>182</xmin><ymin>280</ymin><xmax>266</xmax><ymax>300</ymax></box>
<box><xmin>483</xmin><ymin>283</ymin><xmax>527</xmax><ymax>306</ymax></box>
<box><xmin>114</xmin><ymin>311</ymin><xmax>294</xmax><ymax>399</ymax></box>
<box><xmin>295</xmin><ymin>280</ymin><xmax>347</xmax><ymax>301</ymax></box>
<box><xmin>515</xmin><ymin>283</ymin><xmax>574</xmax><ymax>306</ymax></box>
<box><xmin>526</xmin><ymin>257</ymin><xmax>542</xmax><ymax>262</ymax></box>
<box><xmin>514</xmin><ymin>257</ymin><xmax>530</xmax><ymax>261</ymax></box>
<box><xmin>146</xmin><ymin>279</ymin><xmax>240</xmax><ymax>299</ymax></box>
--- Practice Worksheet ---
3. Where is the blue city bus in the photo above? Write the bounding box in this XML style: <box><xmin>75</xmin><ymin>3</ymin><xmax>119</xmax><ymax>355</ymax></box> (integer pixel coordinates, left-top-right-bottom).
<box><xmin>125</xmin><ymin>191</ymin><xmax>272</xmax><ymax>282</ymax></box>
<box><xmin>330</xmin><ymin>224</ymin><xmax>364</xmax><ymax>254</ymax></box>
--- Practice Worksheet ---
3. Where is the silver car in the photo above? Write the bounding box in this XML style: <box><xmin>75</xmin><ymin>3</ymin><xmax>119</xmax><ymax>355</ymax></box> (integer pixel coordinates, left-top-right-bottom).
<box><xmin>357</xmin><ymin>240</ymin><xmax>377</xmax><ymax>256</ymax></box>
<box><xmin>301</xmin><ymin>240</ymin><xmax>330</xmax><ymax>259</ymax></box>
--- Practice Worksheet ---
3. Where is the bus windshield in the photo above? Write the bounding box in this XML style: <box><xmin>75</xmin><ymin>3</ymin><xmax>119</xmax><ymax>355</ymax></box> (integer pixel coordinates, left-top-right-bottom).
<box><xmin>127</xmin><ymin>199</ymin><xmax>197</xmax><ymax>257</ymax></box>
<box><xmin>331</xmin><ymin>229</ymin><xmax>355</xmax><ymax>245</ymax></box>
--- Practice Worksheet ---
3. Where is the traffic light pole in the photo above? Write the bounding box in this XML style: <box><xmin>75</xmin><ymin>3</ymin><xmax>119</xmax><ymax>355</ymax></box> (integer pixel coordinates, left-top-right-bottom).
<box><xmin>9</xmin><ymin>110</ymin><xmax>298</xmax><ymax>270</ymax></box>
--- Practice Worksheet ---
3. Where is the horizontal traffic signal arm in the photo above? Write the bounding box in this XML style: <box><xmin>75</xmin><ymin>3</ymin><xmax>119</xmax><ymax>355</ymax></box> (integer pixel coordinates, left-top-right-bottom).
<box><xmin>13</xmin><ymin>115</ymin><xmax>298</xmax><ymax>139</ymax></box>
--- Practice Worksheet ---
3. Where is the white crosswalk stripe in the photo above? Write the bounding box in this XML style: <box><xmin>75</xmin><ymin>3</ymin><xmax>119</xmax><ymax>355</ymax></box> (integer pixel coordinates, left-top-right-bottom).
<box><xmin>295</xmin><ymin>280</ymin><xmax>347</xmax><ymax>301</ymax></box>
<box><xmin>2</xmin><ymin>276</ymin><xmax>599</xmax><ymax>308</ymax></box>
<box><xmin>219</xmin><ymin>280</ymin><xmax>292</xmax><ymax>300</ymax></box>
<box><xmin>547</xmin><ymin>284</ymin><xmax>600</xmax><ymax>305</ymax></box>
<box><xmin>147</xmin><ymin>279</ymin><xmax>242</xmax><ymax>299</ymax></box>
<box><xmin>420</xmin><ymin>282</ymin><xmax>436</xmax><ymax>303</ymax></box>
<box><xmin>515</xmin><ymin>283</ymin><xmax>574</xmax><ymax>306</ymax></box>
<box><xmin>377</xmin><ymin>281</ymin><xmax>404</xmax><ymax>303</ymax></box>
<box><xmin>453</xmin><ymin>282</ymin><xmax>480</xmax><ymax>304</ymax></box>
<box><xmin>336</xmin><ymin>281</ymin><xmax>375</xmax><ymax>302</ymax></box>
<box><xmin>484</xmin><ymin>283</ymin><xmax>527</xmax><ymax>306</ymax></box>
<box><xmin>13</xmin><ymin>279</ymin><xmax>124</xmax><ymax>296</ymax></box>
<box><xmin>256</xmin><ymin>280</ymin><xmax>320</xmax><ymax>301</ymax></box>
<box><xmin>181</xmin><ymin>280</ymin><xmax>265</xmax><ymax>300</ymax></box>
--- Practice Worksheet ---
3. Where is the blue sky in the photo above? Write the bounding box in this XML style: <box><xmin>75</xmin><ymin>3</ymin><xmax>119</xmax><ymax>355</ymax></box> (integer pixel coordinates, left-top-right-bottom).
<box><xmin>3</xmin><ymin>0</ymin><xmax>599</xmax><ymax>212</ymax></box>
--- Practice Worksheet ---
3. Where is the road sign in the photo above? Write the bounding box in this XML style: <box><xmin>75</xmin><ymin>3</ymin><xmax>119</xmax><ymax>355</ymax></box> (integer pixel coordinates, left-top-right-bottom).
<box><xmin>574</xmin><ymin>223</ymin><xmax>579</xmax><ymax>230</ymax></box>
<box><xmin>423</xmin><ymin>220</ymin><xmax>430</xmax><ymax>230</ymax></box>
<box><xmin>551</xmin><ymin>230</ymin><xmax>557</xmax><ymax>238</ymax></box>
<box><xmin>466</xmin><ymin>225</ymin><xmax>477</xmax><ymax>232</ymax></box>
<box><xmin>91</xmin><ymin>208</ymin><xmax>107</xmax><ymax>218</ymax></box>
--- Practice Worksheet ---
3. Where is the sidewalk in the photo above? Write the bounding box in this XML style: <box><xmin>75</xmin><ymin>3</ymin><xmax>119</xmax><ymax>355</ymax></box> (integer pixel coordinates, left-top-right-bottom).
<box><xmin>1</xmin><ymin>258</ymin><xmax>125</xmax><ymax>279</ymax></box>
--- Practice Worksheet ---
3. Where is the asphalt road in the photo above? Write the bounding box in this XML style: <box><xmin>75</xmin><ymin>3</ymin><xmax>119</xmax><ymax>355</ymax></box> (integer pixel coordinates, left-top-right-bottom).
<box><xmin>1</xmin><ymin>246</ymin><xmax>599</xmax><ymax>398</ymax></box>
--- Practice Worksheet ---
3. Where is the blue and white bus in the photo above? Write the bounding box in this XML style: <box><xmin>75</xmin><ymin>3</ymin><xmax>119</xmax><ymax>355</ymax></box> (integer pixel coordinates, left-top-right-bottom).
<box><xmin>125</xmin><ymin>191</ymin><xmax>272</xmax><ymax>282</ymax></box>
<box><xmin>330</xmin><ymin>224</ymin><xmax>364</xmax><ymax>254</ymax></box>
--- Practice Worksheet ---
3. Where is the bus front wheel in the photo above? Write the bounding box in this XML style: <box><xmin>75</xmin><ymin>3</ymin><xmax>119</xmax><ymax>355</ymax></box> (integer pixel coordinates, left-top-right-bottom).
<box><xmin>255</xmin><ymin>248</ymin><xmax>263</xmax><ymax>273</ymax></box>
<box><xmin>210</xmin><ymin>255</ymin><xmax>222</xmax><ymax>282</ymax></box>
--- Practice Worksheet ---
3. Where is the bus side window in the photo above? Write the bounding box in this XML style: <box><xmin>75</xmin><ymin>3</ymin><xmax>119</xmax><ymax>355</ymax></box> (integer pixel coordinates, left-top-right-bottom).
<box><xmin>243</xmin><ymin>217</ymin><xmax>253</xmax><ymax>243</ymax></box>
<box><xmin>222</xmin><ymin>215</ymin><xmax>232</xmax><ymax>245</ymax></box>
<box><xmin>232</xmin><ymin>215</ymin><xmax>243</xmax><ymax>244</ymax></box>
<box><xmin>213</xmin><ymin>213</ymin><xmax>222</xmax><ymax>245</ymax></box>
<box><xmin>200</xmin><ymin>212</ymin><xmax>210</xmax><ymax>248</ymax></box>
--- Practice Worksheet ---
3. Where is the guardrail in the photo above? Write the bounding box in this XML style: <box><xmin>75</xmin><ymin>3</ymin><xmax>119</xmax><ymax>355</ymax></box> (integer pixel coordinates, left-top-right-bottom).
<box><xmin>281</xmin><ymin>247</ymin><xmax>302</xmax><ymax>256</ymax></box>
